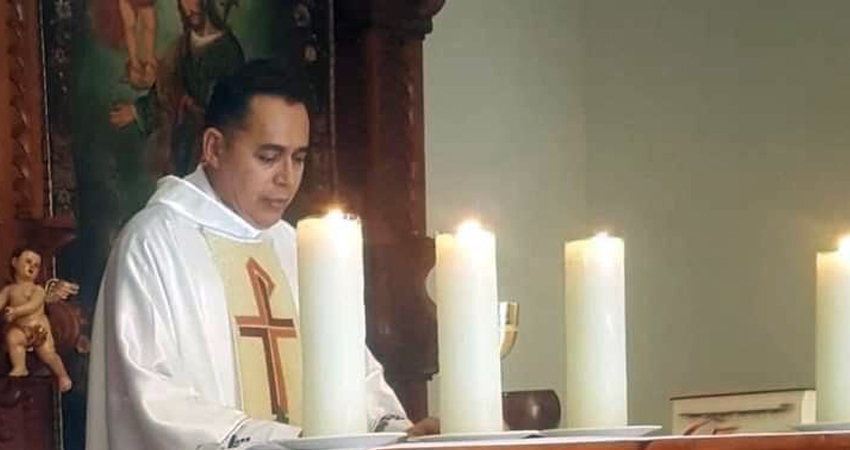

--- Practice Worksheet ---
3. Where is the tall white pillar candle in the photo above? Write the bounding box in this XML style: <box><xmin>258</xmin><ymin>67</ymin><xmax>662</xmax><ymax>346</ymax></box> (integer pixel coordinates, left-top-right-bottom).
<box><xmin>564</xmin><ymin>233</ymin><xmax>627</xmax><ymax>428</ymax></box>
<box><xmin>816</xmin><ymin>236</ymin><xmax>850</xmax><ymax>422</ymax></box>
<box><xmin>436</xmin><ymin>220</ymin><xmax>503</xmax><ymax>433</ymax></box>
<box><xmin>297</xmin><ymin>211</ymin><xmax>367</xmax><ymax>436</ymax></box>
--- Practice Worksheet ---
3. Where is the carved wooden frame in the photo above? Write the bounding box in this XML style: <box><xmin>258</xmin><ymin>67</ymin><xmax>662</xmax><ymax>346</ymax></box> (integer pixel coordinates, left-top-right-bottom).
<box><xmin>7</xmin><ymin>0</ymin><xmax>46</xmax><ymax>221</ymax></box>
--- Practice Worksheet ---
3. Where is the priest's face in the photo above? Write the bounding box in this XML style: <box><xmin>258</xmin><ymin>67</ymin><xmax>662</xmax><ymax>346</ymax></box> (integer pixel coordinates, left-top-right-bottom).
<box><xmin>204</xmin><ymin>95</ymin><xmax>310</xmax><ymax>229</ymax></box>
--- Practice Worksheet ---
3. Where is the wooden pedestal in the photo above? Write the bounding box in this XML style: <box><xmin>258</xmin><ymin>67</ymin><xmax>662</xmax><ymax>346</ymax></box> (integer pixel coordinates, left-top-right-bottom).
<box><xmin>0</xmin><ymin>376</ymin><xmax>61</xmax><ymax>450</ymax></box>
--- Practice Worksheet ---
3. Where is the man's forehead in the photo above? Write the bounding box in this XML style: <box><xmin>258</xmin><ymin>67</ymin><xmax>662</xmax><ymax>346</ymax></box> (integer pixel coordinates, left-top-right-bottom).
<box><xmin>19</xmin><ymin>250</ymin><xmax>40</xmax><ymax>261</ymax></box>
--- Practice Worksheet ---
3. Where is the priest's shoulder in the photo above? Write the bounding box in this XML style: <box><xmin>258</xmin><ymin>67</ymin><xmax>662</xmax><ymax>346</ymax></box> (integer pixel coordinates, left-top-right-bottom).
<box><xmin>113</xmin><ymin>202</ymin><xmax>190</xmax><ymax>248</ymax></box>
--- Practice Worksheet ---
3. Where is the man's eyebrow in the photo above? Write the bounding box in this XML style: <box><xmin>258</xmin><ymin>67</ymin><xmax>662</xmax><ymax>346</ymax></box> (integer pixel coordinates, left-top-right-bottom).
<box><xmin>256</xmin><ymin>144</ymin><xmax>310</xmax><ymax>152</ymax></box>
<box><xmin>256</xmin><ymin>144</ymin><xmax>285</xmax><ymax>152</ymax></box>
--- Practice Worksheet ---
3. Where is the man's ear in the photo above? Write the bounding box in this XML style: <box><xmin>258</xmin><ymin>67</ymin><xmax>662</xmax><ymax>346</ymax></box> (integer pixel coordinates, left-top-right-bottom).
<box><xmin>202</xmin><ymin>127</ymin><xmax>226</xmax><ymax>168</ymax></box>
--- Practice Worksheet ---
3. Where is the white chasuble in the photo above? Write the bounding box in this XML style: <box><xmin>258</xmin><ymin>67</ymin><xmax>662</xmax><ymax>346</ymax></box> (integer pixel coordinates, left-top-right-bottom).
<box><xmin>86</xmin><ymin>167</ymin><xmax>411</xmax><ymax>450</ymax></box>
<box><xmin>204</xmin><ymin>230</ymin><xmax>303</xmax><ymax>426</ymax></box>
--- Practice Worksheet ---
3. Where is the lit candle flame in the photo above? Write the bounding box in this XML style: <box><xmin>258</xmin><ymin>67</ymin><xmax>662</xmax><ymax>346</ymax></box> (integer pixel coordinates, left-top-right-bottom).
<box><xmin>839</xmin><ymin>235</ymin><xmax>850</xmax><ymax>257</ymax></box>
<box><xmin>326</xmin><ymin>208</ymin><xmax>344</xmax><ymax>221</ymax></box>
<box><xmin>594</xmin><ymin>231</ymin><xmax>610</xmax><ymax>240</ymax></box>
<box><xmin>457</xmin><ymin>219</ymin><xmax>482</xmax><ymax>236</ymax></box>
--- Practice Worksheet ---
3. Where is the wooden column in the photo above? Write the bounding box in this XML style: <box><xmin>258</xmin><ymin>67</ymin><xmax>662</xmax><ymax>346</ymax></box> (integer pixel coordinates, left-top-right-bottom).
<box><xmin>0</xmin><ymin>0</ymin><xmax>14</xmax><ymax>268</ymax></box>
<box><xmin>0</xmin><ymin>0</ymin><xmax>74</xmax><ymax>281</ymax></box>
<box><xmin>335</xmin><ymin>0</ymin><xmax>444</xmax><ymax>421</ymax></box>
<box><xmin>0</xmin><ymin>0</ymin><xmax>59</xmax><ymax>271</ymax></box>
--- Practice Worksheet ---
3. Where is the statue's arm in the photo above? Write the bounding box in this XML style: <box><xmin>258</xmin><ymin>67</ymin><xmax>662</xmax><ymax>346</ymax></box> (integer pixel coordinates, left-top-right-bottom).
<box><xmin>0</xmin><ymin>287</ymin><xmax>9</xmax><ymax>312</ymax></box>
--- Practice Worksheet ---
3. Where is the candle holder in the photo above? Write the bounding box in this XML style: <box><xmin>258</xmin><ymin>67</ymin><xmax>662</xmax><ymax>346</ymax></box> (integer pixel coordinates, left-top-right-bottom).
<box><xmin>499</xmin><ymin>301</ymin><xmax>518</xmax><ymax>359</ymax></box>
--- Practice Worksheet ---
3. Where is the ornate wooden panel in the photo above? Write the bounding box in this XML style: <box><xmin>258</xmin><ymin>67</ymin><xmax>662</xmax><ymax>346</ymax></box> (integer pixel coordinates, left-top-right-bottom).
<box><xmin>7</xmin><ymin>0</ymin><xmax>45</xmax><ymax>221</ymax></box>
<box><xmin>0</xmin><ymin>377</ymin><xmax>61</xmax><ymax>450</ymax></box>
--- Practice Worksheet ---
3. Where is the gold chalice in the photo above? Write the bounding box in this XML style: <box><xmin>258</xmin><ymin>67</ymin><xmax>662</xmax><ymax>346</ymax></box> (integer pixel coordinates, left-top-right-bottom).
<box><xmin>499</xmin><ymin>301</ymin><xmax>518</xmax><ymax>359</ymax></box>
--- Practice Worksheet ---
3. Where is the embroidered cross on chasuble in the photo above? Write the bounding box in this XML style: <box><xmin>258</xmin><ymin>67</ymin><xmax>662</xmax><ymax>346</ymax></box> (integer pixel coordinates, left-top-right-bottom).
<box><xmin>204</xmin><ymin>230</ymin><xmax>303</xmax><ymax>425</ymax></box>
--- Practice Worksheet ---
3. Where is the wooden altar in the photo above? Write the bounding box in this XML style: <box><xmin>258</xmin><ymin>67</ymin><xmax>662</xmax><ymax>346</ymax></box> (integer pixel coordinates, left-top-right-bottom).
<box><xmin>385</xmin><ymin>432</ymin><xmax>850</xmax><ymax>450</ymax></box>
<box><xmin>0</xmin><ymin>0</ymin><xmax>444</xmax><ymax>448</ymax></box>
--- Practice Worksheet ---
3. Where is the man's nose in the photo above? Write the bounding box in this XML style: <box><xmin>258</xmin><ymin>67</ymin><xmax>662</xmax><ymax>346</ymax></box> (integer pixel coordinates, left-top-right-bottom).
<box><xmin>273</xmin><ymin>158</ymin><xmax>294</xmax><ymax>186</ymax></box>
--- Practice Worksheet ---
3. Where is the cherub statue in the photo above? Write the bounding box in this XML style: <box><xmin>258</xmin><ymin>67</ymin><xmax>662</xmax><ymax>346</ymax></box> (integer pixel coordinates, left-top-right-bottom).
<box><xmin>0</xmin><ymin>248</ymin><xmax>73</xmax><ymax>392</ymax></box>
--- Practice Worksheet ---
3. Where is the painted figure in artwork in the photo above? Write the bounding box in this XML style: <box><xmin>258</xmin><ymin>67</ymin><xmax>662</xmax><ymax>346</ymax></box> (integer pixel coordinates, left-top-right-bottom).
<box><xmin>108</xmin><ymin>0</ymin><xmax>245</xmax><ymax>176</ymax></box>
<box><xmin>0</xmin><ymin>249</ymin><xmax>73</xmax><ymax>392</ymax></box>
<box><xmin>93</xmin><ymin>0</ymin><xmax>159</xmax><ymax>89</ymax></box>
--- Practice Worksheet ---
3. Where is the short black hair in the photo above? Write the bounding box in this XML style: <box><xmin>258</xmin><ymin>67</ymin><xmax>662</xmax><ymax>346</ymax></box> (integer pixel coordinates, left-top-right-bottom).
<box><xmin>205</xmin><ymin>59</ymin><xmax>316</xmax><ymax>132</ymax></box>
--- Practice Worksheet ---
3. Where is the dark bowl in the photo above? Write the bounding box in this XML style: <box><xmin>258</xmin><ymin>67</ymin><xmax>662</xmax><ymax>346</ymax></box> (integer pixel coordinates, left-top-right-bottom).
<box><xmin>502</xmin><ymin>389</ymin><xmax>561</xmax><ymax>430</ymax></box>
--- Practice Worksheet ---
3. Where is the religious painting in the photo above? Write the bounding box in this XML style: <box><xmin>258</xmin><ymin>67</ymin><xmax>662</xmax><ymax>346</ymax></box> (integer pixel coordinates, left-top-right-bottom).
<box><xmin>39</xmin><ymin>0</ymin><xmax>334</xmax><ymax>447</ymax></box>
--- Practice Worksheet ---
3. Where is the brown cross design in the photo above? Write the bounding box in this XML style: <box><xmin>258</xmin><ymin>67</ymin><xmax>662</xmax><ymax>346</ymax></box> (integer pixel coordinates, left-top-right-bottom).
<box><xmin>236</xmin><ymin>257</ymin><xmax>297</xmax><ymax>423</ymax></box>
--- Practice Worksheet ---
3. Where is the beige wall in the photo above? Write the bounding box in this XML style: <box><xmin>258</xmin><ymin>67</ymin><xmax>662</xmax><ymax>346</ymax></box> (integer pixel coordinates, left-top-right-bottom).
<box><xmin>582</xmin><ymin>0</ymin><xmax>850</xmax><ymax>430</ymax></box>
<box><xmin>425</xmin><ymin>0</ymin><xmax>850</xmax><ymax>431</ymax></box>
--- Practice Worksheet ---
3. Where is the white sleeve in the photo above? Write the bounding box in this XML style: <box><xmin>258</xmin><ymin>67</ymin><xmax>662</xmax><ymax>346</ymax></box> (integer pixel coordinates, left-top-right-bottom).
<box><xmin>365</xmin><ymin>348</ymin><xmax>413</xmax><ymax>432</ymax></box>
<box><xmin>90</xmin><ymin>232</ymin><xmax>299</xmax><ymax>450</ymax></box>
<box><xmin>221</xmin><ymin>420</ymin><xmax>300</xmax><ymax>449</ymax></box>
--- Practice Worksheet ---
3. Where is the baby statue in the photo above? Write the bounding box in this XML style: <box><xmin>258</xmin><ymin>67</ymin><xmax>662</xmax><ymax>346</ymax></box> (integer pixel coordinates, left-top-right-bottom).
<box><xmin>0</xmin><ymin>248</ymin><xmax>73</xmax><ymax>392</ymax></box>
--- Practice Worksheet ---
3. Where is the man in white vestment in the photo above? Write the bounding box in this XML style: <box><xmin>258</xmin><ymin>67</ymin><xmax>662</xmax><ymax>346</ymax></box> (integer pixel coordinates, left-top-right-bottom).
<box><xmin>86</xmin><ymin>60</ymin><xmax>435</xmax><ymax>450</ymax></box>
